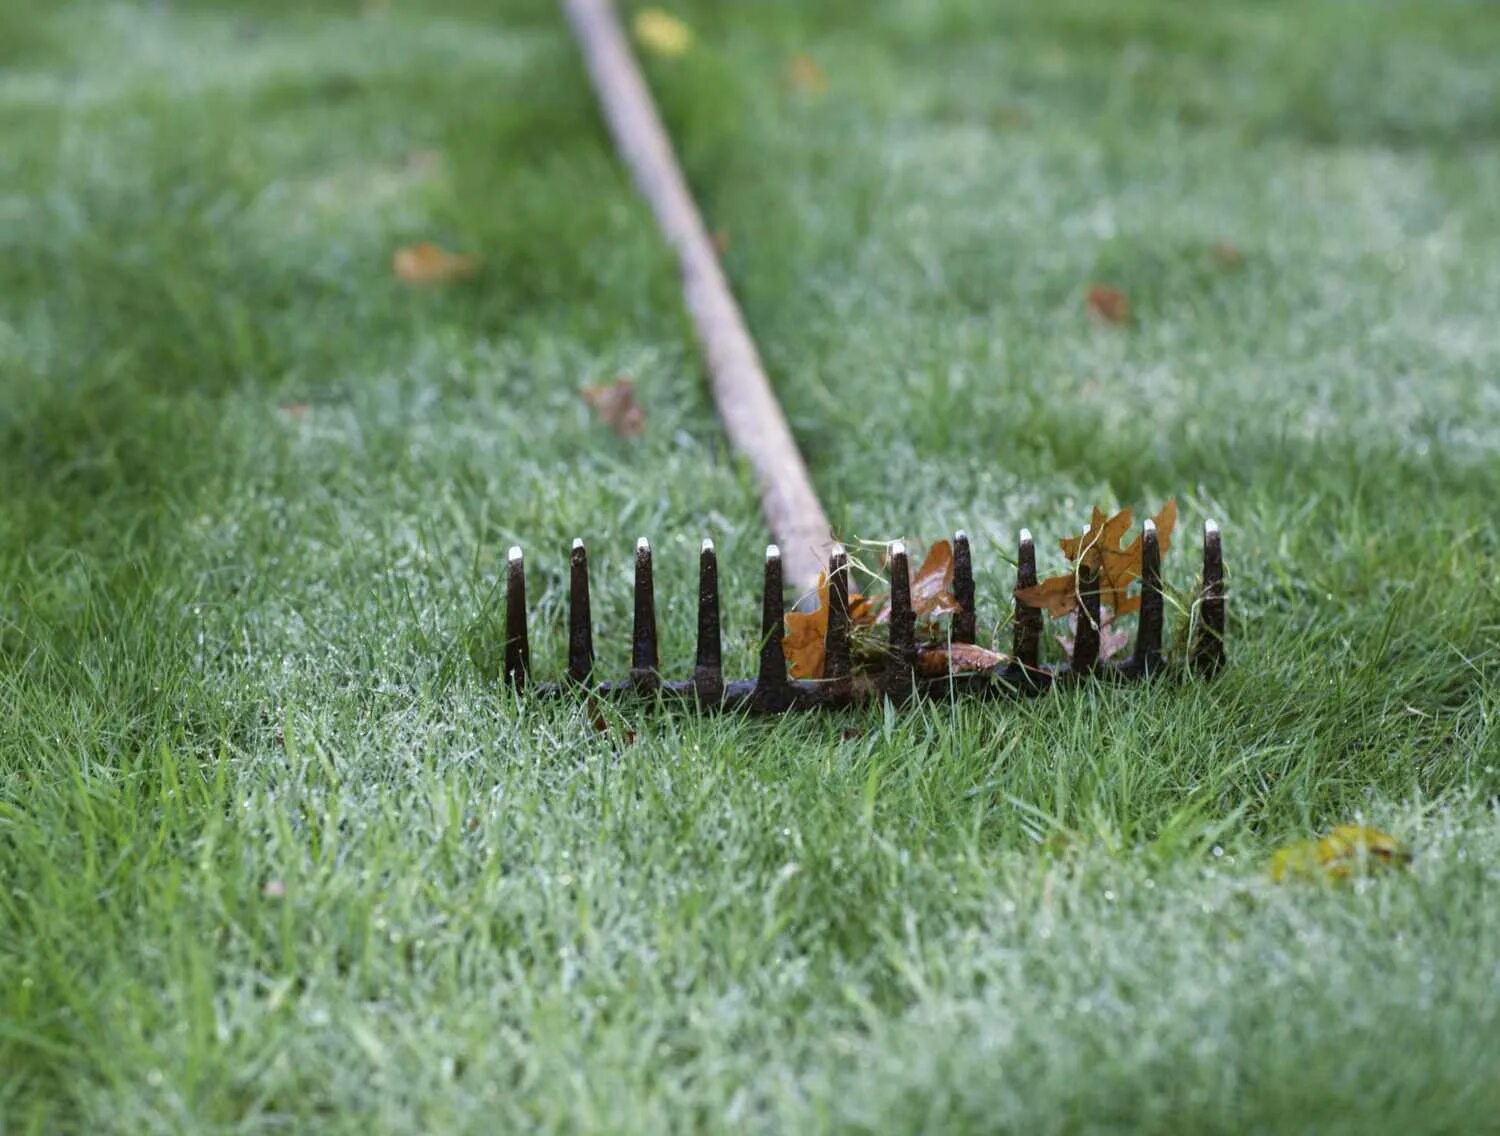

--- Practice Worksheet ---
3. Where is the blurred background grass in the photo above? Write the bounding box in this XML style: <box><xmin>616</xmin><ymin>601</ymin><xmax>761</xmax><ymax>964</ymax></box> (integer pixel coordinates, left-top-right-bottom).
<box><xmin>1</xmin><ymin>1</ymin><xmax>1498</xmax><ymax>1131</ymax></box>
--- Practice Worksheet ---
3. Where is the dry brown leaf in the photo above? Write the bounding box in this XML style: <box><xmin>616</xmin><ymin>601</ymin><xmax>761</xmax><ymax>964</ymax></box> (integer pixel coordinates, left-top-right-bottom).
<box><xmin>393</xmin><ymin>242</ymin><xmax>478</xmax><ymax>285</ymax></box>
<box><xmin>783</xmin><ymin>574</ymin><xmax>883</xmax><ymax>679</ymax></box>
<box><xmin>874</xmin><ymin>539</ymin><xmax>961</xmax><ymax>623</ymax></box>
<box><xmin>581</xmin><ymin>376</ymin><xmax>646</xmax><ymax>438</ymax></box>
<box><xmin>910</xmin><ymin>540</ymin><xmax>962</xmax><ymax>618</ymax></box>
<box><xmin>784</xmin><ymin>574</ymin><xmax>830</xmax><ymax>679</ymax></box>
<box><xmin>848</xmin><ymin>591</ymin><xmax>881</xmax><ymax>626</ymax></box>
<box><xmin>1055</xmin><ymin>606</ymin><xmax>1131</xmax><ymax>663</ymax></box>
<box><xmin>1212</xmin><ymin>241</ymin><xmax>1245</xmax><ymax>269</ymax></box>
<box><xmin>1014</xmin><ymin>573</ymin><xmax>1080</xmax><ymax>619</ymax></box>
<box><xmin>917</xmin><ymin>642</ymin><xmax>1007</xmax><ymax>677</ymax></box>
<box><xmin>633</xmin><ymin>7</ymin><xmax>692</xmax><ymax>56</ymax></box>
<box><xmin>1086</xmin><ymin>284</ymin><xmax>1130</xmax><ymax>325</ymax></box>
<box><xmin>711</xmin><ymin>227</ymin><xmax>731</xmax><ymax>256</ymax></box>
<box><xmin>787</xmin><ymin>53</ymin><xmax>828</xmax><ymax>95</ymax></box>
<box><xmin>586</xmin><ymin>696</ymin><xmax>637</xmax><ymax>748</ymax></box>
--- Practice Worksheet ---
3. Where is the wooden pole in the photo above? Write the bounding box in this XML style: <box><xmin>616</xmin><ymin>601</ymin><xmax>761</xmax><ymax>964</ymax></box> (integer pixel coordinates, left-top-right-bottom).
<box><xmin>562</xmin><ymin>0</ymin><xmax>833</xmax><ymax>596</ymax></box>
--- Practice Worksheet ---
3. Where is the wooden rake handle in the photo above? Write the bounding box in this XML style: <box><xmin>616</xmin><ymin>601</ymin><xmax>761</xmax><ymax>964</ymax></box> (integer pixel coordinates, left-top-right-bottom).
<box><xmin>562</xmin><ymin>0</ymin><xmax>833</xmax><ymax>596</ymax></box>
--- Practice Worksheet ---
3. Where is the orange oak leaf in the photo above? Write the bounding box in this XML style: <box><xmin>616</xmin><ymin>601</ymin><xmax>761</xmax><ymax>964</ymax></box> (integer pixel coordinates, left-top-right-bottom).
<box><xmin>784</xmin><ymin>574</ymin><xmax>882</xmax><ymax>679</ymax></box>
<box><xmin>392</xmin><ymin>242</ymin><xmax>478</xmax><ymax>284</ymax></box>
<box><xmin>783</xmin><ymin>576</ymin><xmax>829</xmax><ymax>679</ymax></box>
<box><xmin>581</xmin><ymin>376</ymin><xmax>646</xmax><ymax>438</ymax></box>
<box><xmin>1016</xmin><ymin>499</ymin><xmax>1176</xmax><ymax>618</ymax></box>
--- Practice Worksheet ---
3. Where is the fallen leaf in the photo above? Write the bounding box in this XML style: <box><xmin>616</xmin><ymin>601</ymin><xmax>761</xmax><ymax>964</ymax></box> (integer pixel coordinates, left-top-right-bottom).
<box><xmin>1270</xmin><ymin>825</ymin><xmax>1410</xmax><ymax>882</ymax></box>
<box><xmin>848</xmin><ymin>590</ymin><xmax>881</xmax><ymax>626</ymax></box>
<box><xmin>1059</xmin><ymin>506</ymin><xmax>1132</xmax><ymax>563</ymax></box>
<box><xmin>1018</xmin><ymin>499</ymin><xmax>1176</xmax><ymax>619</ymax></box>
<box><xmin>278</xmin><ymin>401</ymin><xmax>311</xmax><ymax>419</ymax></box>
<box><xmin>581</xmin><ymin>376</ymin><xmax>646</xmax><ymax>438</ymax></box>
<box><xmin>1014</xmin><ymin>573</ymin><xmax>1081</xmax><ymax>619</ymax></box>
<box><xmin>783</xmin><ymin>574</ymin><xmax>882</xmax><ymax>679</ymax></box>
<box><xmin>633</xmin><ymin>7</ymin><xmax>692</xmax><ymax>57</ymax></box>
<box><xmin>917</xmin><ymin>642</ymin><xmax>1007</xmax><ymax>677</ymax></box>
<box><xmin>1086</xmin><ymin>284</ymin><xmax>1130</xmax><ymax>325</ymax></box>
<box><xmin>393</xmin><ymin>242</ymin><xmax>477</xmax><ymax>285</ymax></box>
<box><xmin>910</xmin><ymin>541</ymin><xmax>962</xmax><ymax>618</ymax></box>
<box><xmin>1055</xmin><ymin>607</ymin><xmax>1131</xmax><ymax>662</ymax></box>
<box><xmin>786</xmin><ymin>53</ymin><xmax>828</xmax><ymax>95</ymax></box>
<box><xmin>586</xmin><ymin>697</ymin><xmax>637</xmax><ymax>748</ymax></box>
<box><xmin>874</xmin><ymin>540</ymin><xmax>961</xmax><ymax>623</ymax></box>
<box><xmin>710</xmin><ymin>227</ymin><xmax>731</xmax><ymax>256</ymax></box>
<box><xmin>784</xmin><ymin>574</ymin><xmax>830</xmax><ymax>679</ymax></box>
<box><xmin>1212</xmin><ymin>241</ymin><xmax>1245</xmax><ymax>269</ymax></box>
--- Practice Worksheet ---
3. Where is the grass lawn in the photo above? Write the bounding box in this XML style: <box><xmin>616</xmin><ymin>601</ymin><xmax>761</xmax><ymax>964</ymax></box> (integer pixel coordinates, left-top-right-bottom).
<box><xmin>4</xmin><ymin>0</ymin><xmax>1500</xmax><ymax>1130</ymax></box>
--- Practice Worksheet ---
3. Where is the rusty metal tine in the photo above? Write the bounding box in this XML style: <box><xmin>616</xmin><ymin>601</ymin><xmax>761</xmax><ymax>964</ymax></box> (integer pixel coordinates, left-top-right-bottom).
<box><xmin>693</xmin><ymin>538</ymin><xmax>724</xmax><ymax>705</ymax></box>
<box><xmin>823</xmin><ymin>544</ymin><xmax>852</xmax><ymax>690</ymax></box>
<box><xmin>567</xmin><ymin>538</ymin><xmax>594</xmax><ymax>683</ymax></box>
<box><xmin>1192</xmin><ymin>520</ymin><xmax>1226</xmax><ymax>676</ymax></box>
<box><xmin>883</xmin><ymin>540</ymin><xmax>917</xmax><ymax>695</ymax></box>
<box><xmin>1070</xmin><ymin>542</ymin><xmax>1101</xmax><ymax>676</ymax></box>
<box><xmin>952</xmin><ymin>530</ymin><xmax>976</xmax><ymax>644</ymax></box>
<box><xmin>1013</xmin><ymin>529</ymin><xmax>1041</xmax><ymax>671</ymax></box>
<box><xmin>504</xmin><ymin>546</ymin><xmax>530</xmax><ymax>690</ymax></box>
<box><xmin>753</xmin><ymin>544</ymin><xmax>789</xmax><ymax>709</ymax></box>
<box><xmin>1134</xmin><ymin>519</ymin><xmax>1163</xmax><ymax>674</ymax></box>
<box><xmin>631</xmin><ymin>537</ymin><xmax>659</xmax><ymax>693</ymax></box>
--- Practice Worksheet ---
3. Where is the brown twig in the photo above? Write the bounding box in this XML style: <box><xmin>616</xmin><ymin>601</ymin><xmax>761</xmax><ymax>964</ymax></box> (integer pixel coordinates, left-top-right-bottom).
<box><xmin>562</xmin><ymin>0</ymin><xmax>833</xmax><ymax>595</ymax></box>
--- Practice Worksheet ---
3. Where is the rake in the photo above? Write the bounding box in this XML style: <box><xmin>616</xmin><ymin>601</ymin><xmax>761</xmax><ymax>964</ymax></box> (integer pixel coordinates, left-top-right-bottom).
<box><xmin>497</xmin><ymin>0</ymin><xmax>1229</xmax><ymax>712</ymax></box>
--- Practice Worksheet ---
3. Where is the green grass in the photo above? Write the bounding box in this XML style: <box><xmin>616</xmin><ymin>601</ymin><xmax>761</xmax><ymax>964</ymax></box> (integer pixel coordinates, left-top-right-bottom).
<box><xmin>3</xmin><ymin>0</ymin><xmax>1499</xmax><ymax>1131</ymax></box>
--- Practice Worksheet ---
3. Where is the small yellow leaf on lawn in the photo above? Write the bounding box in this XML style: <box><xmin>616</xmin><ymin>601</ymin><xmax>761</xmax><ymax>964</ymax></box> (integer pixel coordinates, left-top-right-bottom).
<box><xmin>1270</xmin><ymin>824</ymin><xmax>1410</xmax><ymax>883</ymax></box>
<box><xmin>393</xmin><ymin>242</ymin><xmax>477</xmax><ymax>285</ymax></box>
<box><xmin>787</xmin><ymin>53</ymin><xmax>828</xmax><ymax>95</ymax></box>
<box><xmin>633</xmin><ymin>8</ymin><xmax>692</xmax><ymax>57</ymax></box>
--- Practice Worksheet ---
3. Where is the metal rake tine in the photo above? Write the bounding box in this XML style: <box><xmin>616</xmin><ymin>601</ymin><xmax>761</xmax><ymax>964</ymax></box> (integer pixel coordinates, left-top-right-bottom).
<box><xmin>753</xmin><ymin>544</ymin><xmax>789</xmax><ymax>710</ymax></box>
<box><xmin>693</xmin><ymin>538</ymin><xmax>724</xmax><ymax>705</ymax></box>
<box><xmin>882</xmin><ymin>540</ymin><xmax>917</xmax><ymax>696</ymax></box>
<box><xmin>504</xmin><ymin>546</ymin><xmax>530</xmax><ymax>690</ymax></box>
<box><xmin>1013</xmin><ymin>528</ymin><xmax>1041</xmax><ymax>672</ymax></box>
<box><xmin>1133</xmin><ymin>518</ymin><xmax>1163</xmax><ymax>675</ymax></box>
<box><xmin>1070</xmin><ymin>536</ymin><xmax>1101</xmax><ymax>677</ymax></box>
<box><xmin>568</xmin><ymin>538</ymin><xmax>594</xmax><ymax>683</ymax></box>
<box><xmin>952</xmin><ymin>530</ymin><xmax>976</xmax><ymax>644</ymax></box>
<box><xmin>1192</xmin><ymin>520</ymin><xmax>1226</xmax><ymax>676</ymax></box>
<box><xmin>631</xmin><ymin>537</ymin><xmax>659</xmax><ymax>693</ymax></box>
<box><xmin>823</xmin><ymin>544</ymin><xmax>852</xmax><ymax>691</ymax></box>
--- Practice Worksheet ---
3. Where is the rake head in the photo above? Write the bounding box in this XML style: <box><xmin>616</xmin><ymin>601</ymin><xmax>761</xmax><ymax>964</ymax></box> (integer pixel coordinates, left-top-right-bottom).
<box><xmin>502</xmin><ymin>521</ymin><xmax>1226</xmax><ymax>711</ymax></box>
